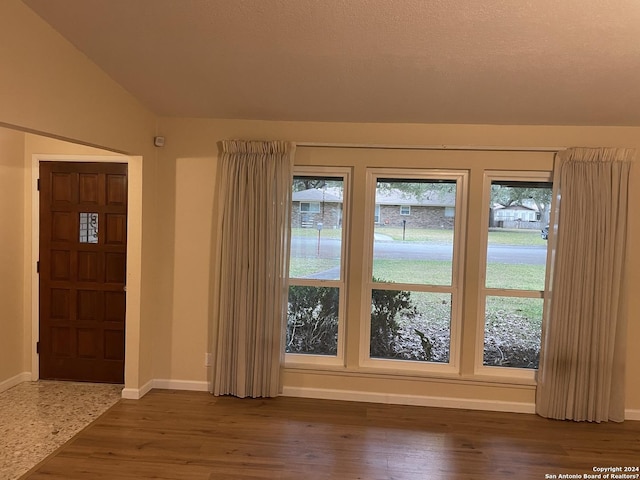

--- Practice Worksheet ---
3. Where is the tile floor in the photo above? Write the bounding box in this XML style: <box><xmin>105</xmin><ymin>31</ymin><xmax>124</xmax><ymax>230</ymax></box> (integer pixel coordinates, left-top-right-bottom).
<box><xmin>0</xmin><ymin>381</ymin><xmax>122</xmax><ymax>480</ymax></box>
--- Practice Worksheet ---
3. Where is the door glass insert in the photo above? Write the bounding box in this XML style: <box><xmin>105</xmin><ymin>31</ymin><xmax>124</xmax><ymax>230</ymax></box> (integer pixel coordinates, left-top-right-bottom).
<box><xmin>79</xmin><ymin>212</ymin><xmax>99</xmax><ymax>243</ymax></box>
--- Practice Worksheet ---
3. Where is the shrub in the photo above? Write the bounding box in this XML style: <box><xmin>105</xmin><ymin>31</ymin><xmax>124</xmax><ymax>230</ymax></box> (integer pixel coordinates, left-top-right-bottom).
<box><xmin>287</xmin><ymin>283</ymin><xmax>538</xmax><ymax>368</ymax></box>
<box><xmin>287</xmin><ymin>281</ymin><xmax>422</xmax><ymax>359</ymax></box>
<box><xmin>370</xmin><ymin>280</ymin><xmax>418</xmax><ymax>359</ymax></box>
<box><xmin>286</xmin><ymin>285</ymin><xmax>339</xmax><ymax>355</ymax></box>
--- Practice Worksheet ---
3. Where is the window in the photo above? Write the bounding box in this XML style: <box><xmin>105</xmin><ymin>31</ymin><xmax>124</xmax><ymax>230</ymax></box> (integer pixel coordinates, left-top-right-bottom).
<box><xmin>286</xmin><ymin>148</ymin><xmax>554</xmax><ymax>387</ymax></box>
<box><xmin>478</xmin><ymin>173</ymin><xmax>552</xmax><ymax>377</ymax></box>
<box><xmin>300</xmin><ymin>202</ymin><xmax>320</xmax><ymax>213</ymax></box>
<box><xmin>79</xmin><ymin>212</ymin><xmax>98</xmax><ymax>243</ymax></box>
<box><xmin>286</xmin><ymin>170</ymin><xmax>349</xmax><ymax>365</ymax></box>
<box><xmin>364</xmin><ymin>172</ymin><xmax>465</xmax><ymax>373</ymax></box>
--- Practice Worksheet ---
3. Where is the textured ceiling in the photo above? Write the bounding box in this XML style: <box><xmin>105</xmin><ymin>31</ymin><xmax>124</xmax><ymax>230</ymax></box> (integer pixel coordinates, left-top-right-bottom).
<box><xmin>23</xmin><ymin>0</ymin><xmax>640</xmax><ymax>125</ymax></box>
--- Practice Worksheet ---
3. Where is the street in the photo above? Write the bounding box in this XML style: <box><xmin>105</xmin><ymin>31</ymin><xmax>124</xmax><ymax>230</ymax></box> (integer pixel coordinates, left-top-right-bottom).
<box><xmin>291</xmin><ymin>236</ymin><xmax>548</xmax><ymax>265</ymax></box>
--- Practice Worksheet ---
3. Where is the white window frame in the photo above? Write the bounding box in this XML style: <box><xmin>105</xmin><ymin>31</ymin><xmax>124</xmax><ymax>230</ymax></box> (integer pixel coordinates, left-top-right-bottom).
<box><xmin>400</xmin><ymin>205</ymin><xmax>411</xmax><ymax>216</ymax></box>
<box><xmin>285</xmin><ymin>166</ymin><xmax>351</xmax><ymax>368</ymax></box>
<box><xmin>475</xmin><ymin>170</ymin><xmax>553</xmax><ymax>381</ymax></box>
<box><xmin>359</xmin><ymin>168</ymin><xmax>468</xmax><ymax>375</ymax></box>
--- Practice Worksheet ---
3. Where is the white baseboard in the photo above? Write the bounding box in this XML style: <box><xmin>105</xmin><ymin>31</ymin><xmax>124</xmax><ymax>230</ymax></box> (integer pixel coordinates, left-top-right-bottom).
<box><xmin>121</xmin><ymin>379</ymin><xmax>209</xmax><ymax>399</ymax></box>
<box><xmin>121</xmin><ymin>379</ymin><xmax>153</xmax><ymax>400</ymax></box>
<box><xmin>282</xmin><ymin>386</ymin><xmax>537</xmax><ymax>414</ymax></box>
<box><xmin>152</xmin><ymin>379</ymin><xmax>210</xmax><ymax>392</ymax></box>
<box><xmin>0</xmin><ymin>372</ymin><xmax>31</xmax><ymax>393</ymax></box>
<box><xmin>625</xmin><ymin>409</ymin><xmax>640</xmax><ymax>421</ymax></box>
<box><xmin>116</xmin><ymin>381</ymin><xmax>639</xmax><ymax>420</ymax></box>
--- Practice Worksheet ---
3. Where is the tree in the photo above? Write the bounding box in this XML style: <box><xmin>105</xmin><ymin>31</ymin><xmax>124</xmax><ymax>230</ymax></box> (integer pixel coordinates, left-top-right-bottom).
<box><xmin>490</xmin><ymin>185</ymin><xmax>552</xmax><ymax>224</ymax></box>
<box><xmin>293</xmin><ymin>178</ymin><xmax>343</xmax><ymax>192</ymax></box>
<box><xmin>293</xmin><ymin>178</ymin><xmax>326</xmax><ymax>191</ymax></box>
<box><xmin>376</xmin><ymin>181</ymin><xmax>455</xmax><ymax>202</ymax></box>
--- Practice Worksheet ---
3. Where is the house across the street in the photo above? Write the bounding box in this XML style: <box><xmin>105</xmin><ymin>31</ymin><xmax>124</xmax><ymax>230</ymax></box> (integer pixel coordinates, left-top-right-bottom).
<box><xmin>291</xmin><ymin>188</ymin><xmax>343</xmax><ymax>228</ymax></box>
<box><xmin>375</xmin><ymin>190</ymin><xmax>456</xmax><ymax>229</ymax></box>
<box><xmin>490</xmin><ymin>203</ymin><xmax>544</xmax><ymax>229</ymax></box>
<box><xmin>291</xmin><ymin>188</ymin><xmax>456</xmax><ymax>229</ymax></box>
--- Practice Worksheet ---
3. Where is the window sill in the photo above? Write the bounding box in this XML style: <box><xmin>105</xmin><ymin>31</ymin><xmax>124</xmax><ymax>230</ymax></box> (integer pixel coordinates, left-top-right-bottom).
<box><xmin>283</xmin><ymin>364</ymin><xmax>537</xmax><ymax>389</ymax></box>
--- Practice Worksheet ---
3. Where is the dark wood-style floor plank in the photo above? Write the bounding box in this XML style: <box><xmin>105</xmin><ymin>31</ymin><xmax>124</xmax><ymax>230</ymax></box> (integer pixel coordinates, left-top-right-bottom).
<box><xmin>22</xmin><ymin>390</ymin><xmax>640</xmax><ymax>480</ymax></box>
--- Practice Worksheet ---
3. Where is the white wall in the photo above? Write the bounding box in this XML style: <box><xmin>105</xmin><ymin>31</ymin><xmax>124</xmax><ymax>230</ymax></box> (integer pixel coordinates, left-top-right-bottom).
<box><xmin>0</xmin><ymin>128</ymin><xmax>26</xmax><ymax>388</ymax></box>
<box><xmin>0</xmin><ymin>0</ymin><xmax>158</xmax><ymax>392</ymax></box>
<box><xmin>156</xmin><ymin>117</ymin><xmax>640</xmax><ymax>413</ymax></box>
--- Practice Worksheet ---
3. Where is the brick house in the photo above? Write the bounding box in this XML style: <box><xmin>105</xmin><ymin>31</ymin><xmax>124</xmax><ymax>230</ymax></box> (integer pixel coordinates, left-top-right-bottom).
<box><xmin>291</xmin><ymin>188</ymin><xmax>456</xmax><ymax>230</ymax></box>
<box><xmin>375</xmin><ymin>190</ymin><xmax>456</xmax><ymax>229</ymax></box>
<box><xmin>291</xmin><ymin>188</ymin><xmax>343</xmax><ymax>229</ymax></box>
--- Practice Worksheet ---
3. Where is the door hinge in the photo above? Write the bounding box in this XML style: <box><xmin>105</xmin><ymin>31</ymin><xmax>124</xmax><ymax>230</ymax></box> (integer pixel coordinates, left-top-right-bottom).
<box><xmin>37</xmin><ymin>178</ymin><xmax>40</xmax><ymax>191</ymax></box>
<box><xmin>36</xmin><ymin>261</ymin><xmax>40</xmax><ymax>273</ymax></box>
<box><xmin>36</xmin><ymin>341</ymin><xmax>40</xmax><ymax>354</ymax></box>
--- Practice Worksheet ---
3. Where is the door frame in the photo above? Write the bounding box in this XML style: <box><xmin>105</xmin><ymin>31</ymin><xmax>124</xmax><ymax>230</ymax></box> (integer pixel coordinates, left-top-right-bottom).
<box><xmin>30</xmin><ymin>154</ymin><xmax>143</xmax><ymax>395</ymax></box>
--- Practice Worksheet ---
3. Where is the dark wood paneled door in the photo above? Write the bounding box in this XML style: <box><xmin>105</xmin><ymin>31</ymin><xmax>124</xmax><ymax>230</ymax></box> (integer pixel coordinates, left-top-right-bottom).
<box><xmin>39</xmin><ymin>162</ymin><xmax>127</xmax><ymax>383</ymax></box>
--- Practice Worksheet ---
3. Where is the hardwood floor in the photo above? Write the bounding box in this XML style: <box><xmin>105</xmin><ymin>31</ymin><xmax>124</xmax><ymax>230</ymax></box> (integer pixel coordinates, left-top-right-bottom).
<box><xmin>22</xmin><ymin>390</ymin><xmax>640</xmax><ymax>479</ymax></box>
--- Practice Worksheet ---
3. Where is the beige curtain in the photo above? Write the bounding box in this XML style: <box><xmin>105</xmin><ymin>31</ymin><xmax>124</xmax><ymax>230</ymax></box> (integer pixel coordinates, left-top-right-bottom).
<box><xmin>211</xmin><ymin>140</ymin><xmax>295</xmax><ymax>398</ymax></box>
<box><xmin>536</xmin><ymin>147</ymin><xmax>635</xmax><ymax>422</ymax></box>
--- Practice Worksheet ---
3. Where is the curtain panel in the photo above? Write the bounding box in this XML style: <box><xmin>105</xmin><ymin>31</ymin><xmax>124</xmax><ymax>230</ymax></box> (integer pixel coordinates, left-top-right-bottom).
<box><xmin>211</xmin><ymin>140</ymin><xmax>295</xmax><ymax>398</ymax></box>
<box><xmin>536</xmin><ymin>147</ymin><xmax>635</xmax><ymax>422</ymax></box>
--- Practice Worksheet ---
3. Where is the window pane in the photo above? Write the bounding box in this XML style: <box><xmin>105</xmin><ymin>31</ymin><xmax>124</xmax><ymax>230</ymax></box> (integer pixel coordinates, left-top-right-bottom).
<box><xmin>483</xmin><ymin>296</ymin><xmax>542</xmax><ymax>369</ymax></box>
<box><xmin>373</xmin><ymin>180</ymin><xmax>455</xmax><ymax>286</ymax></box>
<box><xmin>286</xmin><ymin>285</ymin><xmax>339</xmax><ymax>355</ymax></box>
<box><xmin>79</xmin><ymin>212</ymin><xmax>98</xmax><ymax>244</ymax></box>
<box><xmin>486</xmin><ymin>182</ymin><xmax>551</xmax><ymax>290</ymax></box>
<box><xmin>370</xmin><ymin>290</ymin><xmax>450</xmax><ymax>363</ymax></box>
<box><xmin>301</xmin><ymin>202</ymin><xmax>321</xmax><ymax>213</ymax></box>
<box><xmin>290</xmin><ymin>177</ymin><xmax>344</xmax><ymax>280</ymax></box>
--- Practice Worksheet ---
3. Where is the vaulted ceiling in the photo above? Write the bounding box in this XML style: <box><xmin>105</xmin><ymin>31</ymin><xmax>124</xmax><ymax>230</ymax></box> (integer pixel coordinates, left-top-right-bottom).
<box><xmin>23</xmin><ymin>0</ymin><xmax>640</xmax><ymax>125</ymax></box>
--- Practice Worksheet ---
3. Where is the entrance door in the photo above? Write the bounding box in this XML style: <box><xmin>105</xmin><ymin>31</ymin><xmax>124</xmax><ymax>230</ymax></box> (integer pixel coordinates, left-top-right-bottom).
<box><xmin>39</xmin><ymin>162</ymin><xmax>127</xmax><ymax>383</ymax></box>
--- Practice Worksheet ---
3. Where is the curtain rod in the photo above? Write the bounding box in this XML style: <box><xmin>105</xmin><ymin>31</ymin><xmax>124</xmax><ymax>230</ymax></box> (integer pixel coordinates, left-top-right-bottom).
<box><xmin>296</xmin><ymin>142</ymin><xmax>565</xmax><ymax>153</ymax></box>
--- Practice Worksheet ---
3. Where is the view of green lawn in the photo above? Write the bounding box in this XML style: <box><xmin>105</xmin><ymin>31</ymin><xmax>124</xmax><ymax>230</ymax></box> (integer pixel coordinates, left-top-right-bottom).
<box><xmin>372</xmin><ymin>259</ymin><xmax>452</xmax><ymax>285</ymax></box>
<box><xmin>289</xmin><ymin>258</ymin><xmax>339</xmax><ymax>278</ymax></box>
<box><xmin>291</xmin><ymin>227</ymin><xmax>343</xmax><ymax>239</ymax></box>
<box><xmin>485</xmin><ymin>264</ymin><xmax>546</xmax><ymax>291</ymax></box>
<box><xmin>292</xmin><ymin>259</ymin><xmax>545</xmax><ymax>291</ymax></box>
<box><xmin>485</xmin><ymin>296</ymin><xmax>542</xmax><ymax>329</ymax></box>
<box><xmin>373</xmin><ymin>226</ymin><xmax>546</xmax><ymax>246</ymax></box>
<box><xmin>292</xmin><ymin>226</ymin><xmax>545</xmax><ymax>244</ymax></box>
<box><xmin>371</xmin><ymin>260</ymin><xmax>546</xmax><ymax>291</ymax></box>
<box><xmin>289</xmin><ymin>226</ymin><xmax>546</xmax><ymax>368</ymax></box>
